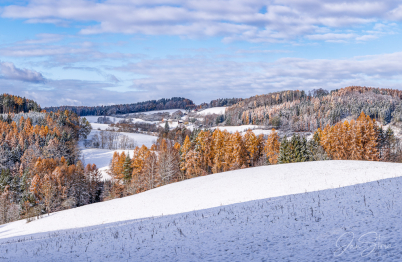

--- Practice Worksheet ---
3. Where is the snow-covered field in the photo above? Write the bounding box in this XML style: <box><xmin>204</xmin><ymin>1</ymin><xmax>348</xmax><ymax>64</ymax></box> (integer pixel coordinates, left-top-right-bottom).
<box><xmin>1</xmin><ymin>160</ymin><xmax>402</xmax><ymax>261</ymax></box>
<box><xmin>2</xmin><ymin>160</ymin><xmax>399</xmax><ymax>239</ymax></box>
<box><xmin>196</xmin><ymin>106</ymin><xmax>226</xmax><ymax>115</ymax></box>
<box><xmin>2</xmin><ymin>176</ymin><xmax>401</xmax><ymax>261</ymax></box>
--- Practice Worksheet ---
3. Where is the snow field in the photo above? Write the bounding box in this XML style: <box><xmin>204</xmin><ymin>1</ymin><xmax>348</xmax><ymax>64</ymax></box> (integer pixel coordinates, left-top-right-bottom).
<box><xmin>0</xmin><ymin>161</ymin><xmax>401</xmax><ymax>241</ymax></box>
<box><xmin>196</xmin><ymin>107</ymin><xmax>226</xmax><ymax>115</ymax></box>
<box><xmin>1</xmin><ymin>170</ymin><xmax>402</xmax><ymax>261</ymax></box>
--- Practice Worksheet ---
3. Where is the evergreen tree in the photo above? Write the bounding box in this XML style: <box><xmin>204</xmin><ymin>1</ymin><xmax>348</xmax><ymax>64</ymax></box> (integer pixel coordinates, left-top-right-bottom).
<box><xmin>308</xmin><ymin>132</ymin><xmax>330</xmax><ymax>161</ymax></box>
<box><xmin>122</xmin><ymin>154</ymin><xmax>133</xmax><ymax>183</ymax></box>
<box><xmin>164</xmin><ymin>121</ymin><xmax>170</xmax><ymax>134</ymax></box>
<box><xmin>278</xmin><ymin>136</ymin><xmax>290</xmax><ymax>164</ymax></box>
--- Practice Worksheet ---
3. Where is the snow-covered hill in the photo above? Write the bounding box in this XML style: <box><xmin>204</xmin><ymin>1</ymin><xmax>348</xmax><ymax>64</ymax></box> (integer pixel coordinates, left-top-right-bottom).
<box><xmin>196</xmin><ymin>107</ymin><xmax>226</xmax><ymax>115</ymax></box>
<box><xmin>1</xmin><ymin>160</ymin><xmax>402</xmax><ymax>261</ymax></box>
<box><xmin>1</xmin><ymin>160</ymin><xmax>401</xmax><ymax>241</ymax></box>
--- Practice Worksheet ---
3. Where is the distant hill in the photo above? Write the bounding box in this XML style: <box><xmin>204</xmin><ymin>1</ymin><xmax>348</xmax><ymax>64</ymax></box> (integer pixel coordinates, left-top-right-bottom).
<box><xmin>224</xmin><ymin>86</ymin><xmax>402</xmax><ymax>131</ymax></box>
<box><xmin>44</xmin><ymin>97</ymin><xmax>195</xmax><ymax>116</ymax></box>
<box><xmin>0</xmin><ymin>93</ymin><xmax>41</xmax><ymax>114</ymax></box>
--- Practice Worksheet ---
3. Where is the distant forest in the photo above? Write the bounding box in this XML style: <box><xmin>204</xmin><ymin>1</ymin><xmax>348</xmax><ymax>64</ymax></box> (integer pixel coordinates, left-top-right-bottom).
<box><xmin>0</xmin><ymin>94</ymin><xmax>41</xmax><ymax>114</ymax></box>
<box><xmin>224</xmin><ymin>86</ymin><xmax>402</xmax><ymax>131</ymax></box>
<box><xmin>208</xmin><ymin>97</ymin><xmax>243</xmax><ymax>108</ymax></box>
<box><xmin>44</xmin><ymin>97</ymin><xmax>195</xmax><ymax>116</ymax></box>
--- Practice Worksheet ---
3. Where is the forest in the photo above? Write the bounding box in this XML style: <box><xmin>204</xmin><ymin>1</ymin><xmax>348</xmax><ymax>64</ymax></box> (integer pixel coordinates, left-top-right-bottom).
<box><xmin>224</xmin><ymin>86</ymin><xmax>402</xmax><ymax>131</ymax></box>
<box><xmin>44</xmin><ymin>97</ymin><xmax>195</xmax><ymax>116</ymax></box>
<box><xmin>0</xmin><ymin>108</ymin><xmax>94</xmax><ymax>224</ymax></box>
<box><xmin>1</xmin><ymin>86</ymin><xmax>402</xmax><ymax>226</ymax></box>
<box><xmin>0</xmin><ymin>94</ymin><xmax>41</xmax><ymax>114</ymax></box>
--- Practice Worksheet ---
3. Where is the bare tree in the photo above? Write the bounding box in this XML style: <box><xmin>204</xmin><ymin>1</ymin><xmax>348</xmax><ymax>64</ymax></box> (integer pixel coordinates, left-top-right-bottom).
<box><xmin>120</xmin><ymin>135</ymin><xmax>129</xmax><ymax>149</ymax></box>
<box><xmin>158</xmin><ymin>148</ymin><xmax>179</xmax><ymax>185</ymax></box>
<box><xmin>0</xmin><ymin>187</ymin><xmax>19</xmax><ymax>224</ymax></box>
<box><xmin>92</xmin><ymin>134</ymin><xmax>100</xmax><ymax>148</ymax></box>
<box><xmin>107</xmin><ymin>132</ymin><xmax>119</xmax><ymax>150</ymax></box>
<box><xmin>99</xmin><ymin>130</ymin><xmax>107</xmax><ymax>149</ymax></box>
<box><xmin>143</xmin><ymin>152</ymin><xmax>159</xmax><ymax>190</ymax></box>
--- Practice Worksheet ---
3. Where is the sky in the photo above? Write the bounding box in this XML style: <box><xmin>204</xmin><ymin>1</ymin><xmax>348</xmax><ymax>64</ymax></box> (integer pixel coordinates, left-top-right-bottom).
<box><xmin>1</xmin><ymin>0</ymin><xmax>402</xmax><ymax>107</ymax></box>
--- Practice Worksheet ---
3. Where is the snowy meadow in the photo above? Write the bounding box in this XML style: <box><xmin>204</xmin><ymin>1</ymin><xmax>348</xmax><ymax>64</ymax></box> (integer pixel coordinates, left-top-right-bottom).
<box><xmin>0</xmin><ymin>161</ymin><xmax>401</xmax><ymax>261</ymax></box>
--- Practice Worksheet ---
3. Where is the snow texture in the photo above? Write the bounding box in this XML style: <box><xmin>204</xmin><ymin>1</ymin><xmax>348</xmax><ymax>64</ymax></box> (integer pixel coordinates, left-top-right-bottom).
<box><xmin>1</xmin><ymin>160</ymin><xmax>401</xmax><ymax>238</ymax></box>
<box><xmin>0</xmin><ymin>161</ymin><xmax>401</xmax><ymax>261</ymax></box>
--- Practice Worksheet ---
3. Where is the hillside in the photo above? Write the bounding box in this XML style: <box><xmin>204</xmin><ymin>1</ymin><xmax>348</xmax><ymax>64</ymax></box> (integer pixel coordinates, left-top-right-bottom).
<box><xmin>1</xmin><ymin>160</ymin><xmax>401</xmax><ymax>240</ymax></box>
<box><xmin>224</xmin><ymin>86</ymin><xmax>402</xmax><ymax>131</ymax></box>
<box><xmin>1</xmin><ymin>160</ymin><xmax>401</xmax><ymax>261</ymax></box>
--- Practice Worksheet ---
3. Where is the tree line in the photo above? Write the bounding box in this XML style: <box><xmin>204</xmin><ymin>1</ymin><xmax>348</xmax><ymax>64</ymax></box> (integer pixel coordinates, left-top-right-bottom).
<box><xmin>44</xmin><ymin>97</ymin><xmax>195</xmax><ymax>116</ymax></box>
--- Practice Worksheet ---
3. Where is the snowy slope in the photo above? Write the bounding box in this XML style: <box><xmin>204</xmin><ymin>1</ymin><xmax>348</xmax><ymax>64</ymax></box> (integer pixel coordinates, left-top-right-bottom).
<box><xmin>196</xmin><ymin>107</ymin><xmax>226</xmax><ymax>115</ymax></box>
<box><xmin>3</xmin><ymin>175</ymin><xmax>401</xmax><ymax>261</ymax></box>
<box><xmin>1</xmin><ymin>160</ymin><xmax>401</xmax><ymax>242</ymax></box>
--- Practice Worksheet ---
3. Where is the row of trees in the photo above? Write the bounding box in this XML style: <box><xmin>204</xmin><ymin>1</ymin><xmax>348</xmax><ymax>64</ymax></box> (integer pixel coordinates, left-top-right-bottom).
<box><xmin>317</xmin><ymin>112</ymin><xmax>398</xmax><ymax>162</ymax></box>
<box><xmin>45</xmin><ymin>97</ymin><xmax>194</xmax><ymax>116</ymax></box>
<box><xmin>279</xmin><ymin>112</ymin><xmax>397</xmax><ymax>163</ymax></box>
<box><xmin>108</xmin><ymin>128</ymin><xmax>283</xmax><ymax>196</ymax></box>
<box><xmin>84</xmin><ymin>130</ymin><xmax>138</xmax><ymax>150</ymax></box>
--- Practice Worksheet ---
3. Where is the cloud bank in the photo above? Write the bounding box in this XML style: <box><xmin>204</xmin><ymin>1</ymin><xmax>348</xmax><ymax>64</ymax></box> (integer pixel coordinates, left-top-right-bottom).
<box><xmin>4</xmin><ymin>51</ymin><xmax>402</xmax><ymax>107</ymax></box>
<box><xmin>2</xmin><ymin>0</ymin><xmax>402</xmax><ymax>42</ymax></box>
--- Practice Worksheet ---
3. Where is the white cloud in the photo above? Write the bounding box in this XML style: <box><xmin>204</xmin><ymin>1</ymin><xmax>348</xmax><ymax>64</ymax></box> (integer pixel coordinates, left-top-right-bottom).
<box><xmin>356</xmin><ymin>34</ymin><xmax>378</xmax><ymax>41</ymax></box>
<box><xmin>108</xmin><ymin>51</ymin><xmax>402</xmax><ymax>103</ymax></box>
<box><xmin>17</xmin><ymin>33</ymin><xmax>65</xmax><ymax>44</ymax></box>
<box><xmin>0</xmin><ymin>47</ymin><xmax>90</xmax><ymax>57</ymax></box>
<box><xmin>0</xmin><ymin>61</ymin><xmax>45</xmax><ymax>83</ymax></box>
<box><xmin>1</xmin><ymin>0</ymin><xmax>401</xmax><ymax>43</ymax></box>
<box><xmin>236</xmin><ymin>49</ymin><xmax>290</xmax><ymax>54</ymax></box>
<box><xmin>306</xmin><ymin>33</ymin><xmax>355</xmax><ymax>41</ymax></box>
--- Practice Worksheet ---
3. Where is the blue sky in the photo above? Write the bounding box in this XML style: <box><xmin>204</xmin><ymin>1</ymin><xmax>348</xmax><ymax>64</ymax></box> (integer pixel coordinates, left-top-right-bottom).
<box><xmin>1</xmin><ymin>0</ymin><xmax>402</xmax><ymax>107</ymax></box>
